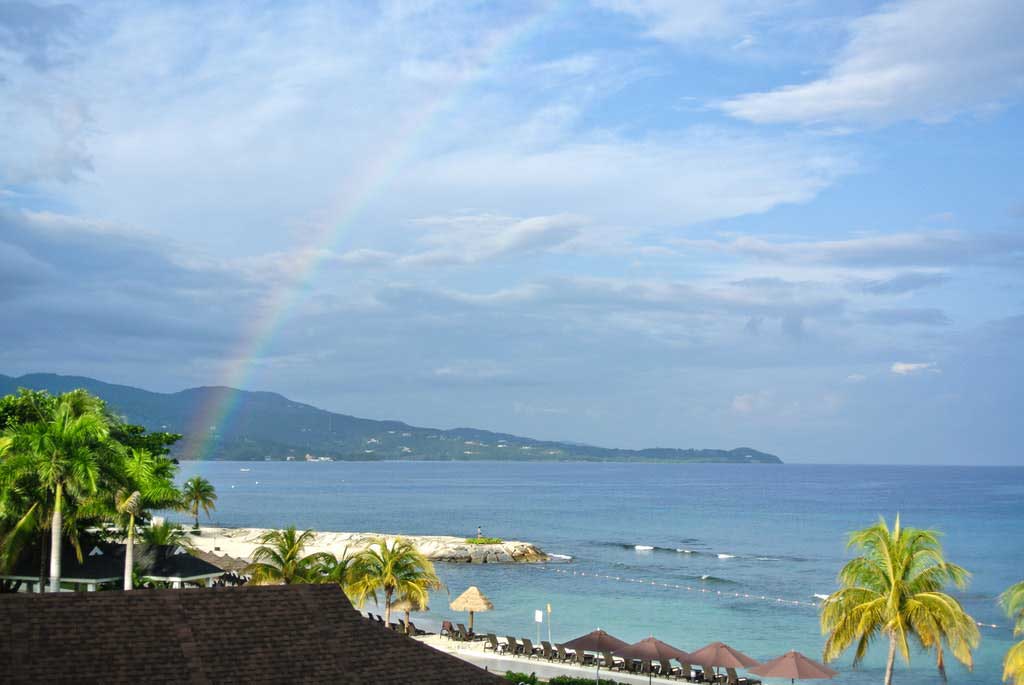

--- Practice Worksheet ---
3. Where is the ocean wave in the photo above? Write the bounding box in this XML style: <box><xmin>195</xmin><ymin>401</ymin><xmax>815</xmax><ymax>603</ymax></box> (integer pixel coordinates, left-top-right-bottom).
<box><xmin>611</xmin><ymin>543</ymin><xmax>679</xmax><ymax>553</ymax></box>
<box><xmin>716</xmin><ymin>553</ymin><xmax>736</xmax><ymax>559</ymax></box>
<box><xmin>695</xmin><ymin>574</ymin><xmax>736</xmax><ymax>585</ymax></box>
<box><xmin>676</xmin><ymin>548</ymin><xmax>697</xmax><ymax>554</ymax></box>
<box><xmin>634</xmin><ymin>545</ymin><xmax>655</xmax><ymax>551</ymax></box>
<box><xmin>547</xmin><ymin>553</ymin><xmax>573</xmax><ymax>562</ymax></box>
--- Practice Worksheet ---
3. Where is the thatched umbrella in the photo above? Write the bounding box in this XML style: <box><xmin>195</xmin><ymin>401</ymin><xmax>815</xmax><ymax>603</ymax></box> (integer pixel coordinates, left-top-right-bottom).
<box><xmin>449</xmin><ymin>586</ymin><xmax>493</xmax><ymax>632</ymax></box>
<box><xmin>749</xmin><ymin>650</ymin><xmax>838</xmax><ymax>683</ymax></box>
<box><xmin>392</xmin><ymin>597</ymin><xmax>429</xmax><ymax>634</ymax></box>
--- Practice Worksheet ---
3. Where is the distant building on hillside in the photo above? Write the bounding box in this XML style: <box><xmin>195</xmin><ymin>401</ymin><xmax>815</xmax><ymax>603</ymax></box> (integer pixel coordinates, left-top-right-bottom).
<box><xmin>0</xmin><ymin>584</ymin><xmax>504</xmax><ymax>684</ymax></box>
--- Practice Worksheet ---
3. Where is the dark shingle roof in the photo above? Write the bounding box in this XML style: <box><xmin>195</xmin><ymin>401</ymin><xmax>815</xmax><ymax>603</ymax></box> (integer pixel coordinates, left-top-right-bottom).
<box><xmin>0</xmin><ymin>584</ymin><xmax>505</xmax><ymax>684</ymax></box>
<box><xmin>3</xmin><ymin>542</ymin><xmax>223</xmax><ymax>582</ymax></box>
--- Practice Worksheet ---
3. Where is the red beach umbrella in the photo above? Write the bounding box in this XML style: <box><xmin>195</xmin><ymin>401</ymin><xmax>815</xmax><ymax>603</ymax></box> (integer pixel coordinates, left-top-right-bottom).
<box><xmin>688</xmin><ymin>641</ymin><xmax>760</xmax><ymax>679</ymax></box>
<box><xmin>560</xmin><ymin>628</ymin><xmax>630</xmax><ymax>652</ymax></box>
<box><xmin>748</xmin><ymin>650</ymin><xmax>838</xmax><ymax>683</ymax></box>
<box><xmin>612</xmin><ymin>637</ymin><xmax>694</xmax><ymax>684</ymax></box>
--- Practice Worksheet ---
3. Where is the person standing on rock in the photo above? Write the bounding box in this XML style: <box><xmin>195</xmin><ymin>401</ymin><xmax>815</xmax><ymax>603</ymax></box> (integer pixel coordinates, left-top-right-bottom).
<box><xmin>477</xmin><ymin>526</ymin><xmax>482</xmax><ymax>539</ymax></box>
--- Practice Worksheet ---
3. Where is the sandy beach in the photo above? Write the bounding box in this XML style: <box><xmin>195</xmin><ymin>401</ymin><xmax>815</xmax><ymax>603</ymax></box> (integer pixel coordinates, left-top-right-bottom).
<box><xmin>187</xmin><ymin>526</ymin><xmax>548</xmax><ymax>564</ymax></box>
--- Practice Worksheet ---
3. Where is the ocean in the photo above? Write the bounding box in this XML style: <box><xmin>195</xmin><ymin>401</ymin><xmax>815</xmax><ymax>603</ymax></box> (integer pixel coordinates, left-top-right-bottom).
<box><xmin>175</xmin><ymin>461</ymin><xmax>1023</xmax><ymax>684</ymax></box>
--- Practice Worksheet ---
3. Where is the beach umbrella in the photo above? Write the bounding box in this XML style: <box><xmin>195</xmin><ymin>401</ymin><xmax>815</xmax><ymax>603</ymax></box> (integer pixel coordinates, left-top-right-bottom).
<box><xmin>748</xmin><ymin>650</ymin><xmax>838</xmax><ymax>683</ymax></box>
<box><xmin>449</xmin><ymin>586</ymin><xmax>493</xmax><ymax>632</ymax></box>
<box><xmin>613</xmin><ymin>637</ymin><xmax>694</xmax><ymax>685</ymax></box>
<box><xmin>392</xmin><ymin>597</ymin><xmax>429</xmax><ymax>634</ymax></box>
<box><xmin>688</xmin><ymin>641</ymin><xmax>760</xmax><ymax>679</ymax></box>
<box><xmin>560</xmin><ymin>628</ymin><xmax>630</xmax><ymax>652</ymax></box>
<box><xmin>561</xmin><ymin>630</ymin><xmax>630</xmax><ymax>685</ymax></box>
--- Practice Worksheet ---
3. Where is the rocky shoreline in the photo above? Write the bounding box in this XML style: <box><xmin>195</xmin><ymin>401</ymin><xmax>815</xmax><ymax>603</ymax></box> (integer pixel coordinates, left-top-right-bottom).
<box><xmin>189</xmin><ymin>526</ymin><xmax>548</xmax><ymax>564</ymax></box>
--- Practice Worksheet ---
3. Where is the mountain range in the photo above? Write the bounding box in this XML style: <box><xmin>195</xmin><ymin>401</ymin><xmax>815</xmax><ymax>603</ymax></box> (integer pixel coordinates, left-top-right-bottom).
<box><xmin>0</xmin><ymin>373</ymin><xmax>782</xmax><ymax>464</ymax></box>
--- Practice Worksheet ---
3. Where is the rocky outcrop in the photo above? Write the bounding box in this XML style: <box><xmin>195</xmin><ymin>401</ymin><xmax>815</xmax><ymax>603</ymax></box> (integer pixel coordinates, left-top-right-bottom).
<box><xmin>190</xmin><ymin>527</ymin><xmax>548</xmax><ymax>564</ymax></box>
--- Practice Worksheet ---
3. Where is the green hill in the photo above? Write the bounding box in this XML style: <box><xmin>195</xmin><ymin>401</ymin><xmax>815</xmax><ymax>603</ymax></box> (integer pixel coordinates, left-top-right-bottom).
<box><xmin>0</xmin><ymin>373</ymin><xmax>782</xmax><ymax>464</ymax></box>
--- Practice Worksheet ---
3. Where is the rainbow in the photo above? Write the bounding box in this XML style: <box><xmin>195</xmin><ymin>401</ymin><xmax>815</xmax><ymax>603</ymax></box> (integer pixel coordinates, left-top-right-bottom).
<box><xmin>185</xmin><ymin>3</ymin><xmax>567</xmax><ymax>459</ymax></box>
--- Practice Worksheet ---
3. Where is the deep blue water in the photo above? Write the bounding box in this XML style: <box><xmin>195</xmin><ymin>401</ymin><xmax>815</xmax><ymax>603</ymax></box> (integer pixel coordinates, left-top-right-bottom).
<box><xmin>175</xmin><ymin>462</ymin><xmax>1023</xmax><ymax>684</ymax></box>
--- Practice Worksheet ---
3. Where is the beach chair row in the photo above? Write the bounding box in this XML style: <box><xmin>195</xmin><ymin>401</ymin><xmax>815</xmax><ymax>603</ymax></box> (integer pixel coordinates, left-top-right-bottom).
<box><xmin>478</xmin><ymin>633</ymin><xmax>760</xmax><ymax>684</ymax></box>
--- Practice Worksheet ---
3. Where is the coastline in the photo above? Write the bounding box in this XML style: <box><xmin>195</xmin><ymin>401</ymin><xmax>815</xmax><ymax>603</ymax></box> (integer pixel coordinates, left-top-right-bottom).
<box><xmin>187</xmin><ymin>526</ymin><xmax>549</xmax><ymax>564</ymax></box>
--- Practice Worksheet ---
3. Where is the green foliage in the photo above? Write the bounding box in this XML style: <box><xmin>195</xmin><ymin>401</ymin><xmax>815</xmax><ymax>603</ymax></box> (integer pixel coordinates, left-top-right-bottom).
<box><xmin>182</xmin><ymin>476</ymin><xmax>217</xmax><ymax>528</ymax></box>
<box><xmin>349</xmin><ymin>536</ymin><xmax>442</xmax><ymax>626</ymax></box>
<box><xmin>465</xmin><ymin>537</ymin><xmax>503</xmax><ymax>545</ymax></box>
<box><xmin>0</xmin><ymin>387</ymin><xmax>185</xmax><ymax>589</ymax></box>
<box><xmin>108</xmin><ymin>423</ymin><xmax>182</xmax><ymax>457</ymax></box>
<box><xmin>1002</xmin><ymin>580</ymin><xmax>1024</xmax><ymax>685</ymax></box>
<box><xmin>821</xmin><ymin>515</ymin><xmax>980</xmax><ymax>685</ymax></box>
<box><xmin>247</xmin><ymin>526</ymin><xmax>335</xmax><ymax>585</ymax></box>
<box><xmin>142</xmin><ymin>521</ymin><xmax>190</xmax><ymax>548</ymax></box>
<box><xmin>503</xmin><ymin>673</ymin><xmax>538</xmax><ymax>684</ymax></box>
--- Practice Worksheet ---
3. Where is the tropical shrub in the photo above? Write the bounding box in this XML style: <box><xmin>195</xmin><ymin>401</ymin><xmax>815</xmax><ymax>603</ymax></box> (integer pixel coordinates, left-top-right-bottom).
<box><xmin>465</xmin><ymin>537</ymin><xmax>503</xmax><ymax>545</ymax></box>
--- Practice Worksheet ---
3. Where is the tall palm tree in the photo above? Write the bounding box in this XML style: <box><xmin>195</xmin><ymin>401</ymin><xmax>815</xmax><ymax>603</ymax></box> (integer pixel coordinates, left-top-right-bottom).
<box><xmin>247</xmin><ymin>526</ymin><xmax>333</xmax><ymax>585</ymax></box>
<box><xmin>2</xmin><ymin>399</ymin><xmax>110</xmax><ymax>592</ymax></box>
<box><xmin>821</xmin><ymin>515</ymin><xmax>980</xmax><ymax>685</ymax></box>
<box><xmin>1002</xmin><ymin>581</ymin><xmax>1024</xmax><ymax>684</ymax></box>
<box><xmin>182</xmin><ymin>476</ymin><xmax>217</xmax><ymax>529</ymax></box>
<box><xmin>114</xmin><ymin>448</ymin><xmax>182</xmax><ymax>590</ymax></box>
<box><xmin>349</xmin><ymin>537</ymin><xmax>441</xmax><ymax>626</ymax></box>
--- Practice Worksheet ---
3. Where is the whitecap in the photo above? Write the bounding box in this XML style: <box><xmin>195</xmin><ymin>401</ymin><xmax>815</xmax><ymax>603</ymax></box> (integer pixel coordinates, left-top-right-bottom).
<box><xmin>717</xmin><ymin>553</ymin><xmax>735</xmax><ymax>559</ymax></box>
<box><xmin>676</xmin><ymin>549</ymin><xmax>694</xmax><ymax>554</ymax></box>
<box><xmin>635</xmin><ymin>545</ymin><xmax>654</xmax><ymax>551</ymax></box>
<box><xmin>700</xmin><ymin>574</ymin><xmax>711</xmax><ymax>580</ymax></box>
<box><xmin>814</xmin><ymin>593</ymin><xmax>830</xmax><ymax>601</ymax></box>
<box><xmin>548</xmin><ymin>553</ymin><xmax>573</xmax><ymax>561</ymax></box>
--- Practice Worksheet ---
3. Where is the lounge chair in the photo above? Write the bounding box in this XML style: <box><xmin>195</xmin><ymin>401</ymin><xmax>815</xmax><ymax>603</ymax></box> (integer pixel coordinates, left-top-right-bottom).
<box><xmin>484</xmin><ymin>634</ymin><xmax>505</xmax><ymax>653</ymax></box>
<box><xmin>555</xmin><ymin>645</ymin><xmax>572</xmax><ymax>662</ymax></box>
<box><xmin>540</xmin><ymin>641</ymin><xmax>556</xmax><ymax>660</ymax></box>
<box><xmin>521</xmin><ymin>638</ymin><xmax>541</xmax><ymax>658</ymax></box>
<box><xmin>659</xmin><ymin>659</ymin><xmax>681</xmax><ymax>679</ymax></box>
<box><xmin>725</xmin><ymin>668</ymin><xmax>759</xmax><ymax>685</ymax></box>
<box><xmin>599</xmin><ymin>651</ymin><xmax>623</xmax><ymax>670</ymax></box>
<box><xmin>677</xmin><ymin>663</ymin><xmax>695</xmax><ymax>682</ymax></box>
<box><xmin>574</xmin><ymin>648</ymin><xmax>593</xmax><ymax>666</ymax></box>
<box><xmin>505</xmin><ymin>636</ymin><xmax>522</xmax><ymax>655</ymax></box>
<box><xmin>406</xmin><ymin>621</ymin><xmax>427</xmax><ymax>636</ymax></box>
<box><xmin>457</xmin><ymin>623</ymin><xmax>476</xmax><ymax>641</ymax></box>
<box><xmin>440</xmin><ymin>620</ymin><xmax>455</xmax><ymax>639</ymax></box>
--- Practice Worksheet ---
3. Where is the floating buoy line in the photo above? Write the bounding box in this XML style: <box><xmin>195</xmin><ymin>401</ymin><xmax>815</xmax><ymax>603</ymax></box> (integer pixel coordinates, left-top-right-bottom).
<box><xmin>532</xmin><ymin>564</ymin><xmax>1002</xmax><ymax>630</ymax></box>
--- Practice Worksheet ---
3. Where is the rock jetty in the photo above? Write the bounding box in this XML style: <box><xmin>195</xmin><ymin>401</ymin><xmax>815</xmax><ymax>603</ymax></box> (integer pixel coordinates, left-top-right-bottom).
<box><xmin>190</xmin><ymin>527</ymin><xmax>548</xmax><ymax>564</ymax></box>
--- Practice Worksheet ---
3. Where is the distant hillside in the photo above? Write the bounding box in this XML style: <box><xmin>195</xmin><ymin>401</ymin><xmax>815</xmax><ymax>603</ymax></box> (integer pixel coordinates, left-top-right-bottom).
<box><xmin>0</xmin><ymin>373</ymin><xmax>782</xmax><ymax>464</ymax></box>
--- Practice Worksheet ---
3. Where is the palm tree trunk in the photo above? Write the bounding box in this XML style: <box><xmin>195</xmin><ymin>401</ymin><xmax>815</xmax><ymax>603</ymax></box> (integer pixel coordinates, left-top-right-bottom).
<box><xmin>404</xmin><ymin>610</ymin><xmax>411</xmax><ymax>635</ymax></box>
<box><xmin>936</xmin><ymin>647</ymin><xmax>947</xmax><ymax>680</ymax></box>
<box><xmin>384</xmin><ymin>587</ymin><xmax>393</xmax><ymax>626</ymax></box>
<box><xmin>123</xmin><ymin>513</ymin><xmax>135</xmax><ymax>591</ymax></box>
<box><xmin>48</xmin><ymin>483</ymin><xmax>62</xmax><ymax>593</ymax></box>
<box><xmin>193</xmin><ymin>505</ymin><xmax>199</xmax><ymax>530</ymax></box>
<box><xmin>884</xmin><ymin>634</ymin><xmax>897</xmax><ymax>685</ymax></box>
<box><xmin>38</xmin><ymin>530</ymin><xmax>49</xmax><ymax>590</ymax></box>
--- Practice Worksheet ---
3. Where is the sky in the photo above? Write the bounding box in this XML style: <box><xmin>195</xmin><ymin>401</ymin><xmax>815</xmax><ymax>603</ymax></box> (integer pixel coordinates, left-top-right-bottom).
<box><xmin>1</xmin><ymin>0</ymin><xmax>1022</xmax><ymax>465</ymax></box>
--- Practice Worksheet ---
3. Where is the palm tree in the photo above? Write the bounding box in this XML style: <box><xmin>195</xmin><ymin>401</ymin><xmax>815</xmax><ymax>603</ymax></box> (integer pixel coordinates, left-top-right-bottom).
<box><xmin>821</xmin><ymin>515</ymin><xmax>980</xmax><ymax>685</ymax></box>
<box><xmin>141</xmin><ymin>520</ymin><xmax>190</xmax><ymax>547</ymax></box>
<box><xmin>247</xmin><ymin>526</ymin><xmax>333</xmax><ymax>585</ymax></box>
<box><xmin>114</xmin><ymin>448</ymin><xmax>181</xmax><ymax>590</ymax></box>
<box><xmin>349</xmin><ymin>537</ymin><xmax>441</xmax><ymax>626</ymax></box>
<box><xmin>1002</xmin><ymin>581</ymin><xmax>1024</xmax><ymax>684</ymax></box>
<box><xmin>317</xmin><ymin>546</ymin><xmax>358</xmax><ymax>590</ymax></box>
<box><xmin>182</xmin><ymin>476</ymin><xmax>217</xmax><ymax>529</ymax></box>
<box><xmin>2</xmin><ymin>399</ymin><xmax>110</xmax><ymax>592</ymax></box>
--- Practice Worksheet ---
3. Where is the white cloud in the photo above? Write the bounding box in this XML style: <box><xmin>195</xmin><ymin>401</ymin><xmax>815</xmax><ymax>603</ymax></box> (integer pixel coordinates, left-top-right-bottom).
<box><xmin>591</xmin><ymin>0</ymin><xmax>770</xmax><ymax>44</ymax></box>
<box><xmin>721</xmin><ymin>0</ymin><xmax>1024</xmax><ymax>125</ymax></box>
<box><xmin>891</xmin><ymin>361</ymin><xmax>940</xmax><ymax>376</ymax></box>
<box><xmin>846</xmin><ymin>373</ymin><xmax>866</xmax><ymax>383</ymax></box>
<box><xmin>731</xmin><ymin>390</ymin><xmax>773</xmax><ymax>414</ymax></box>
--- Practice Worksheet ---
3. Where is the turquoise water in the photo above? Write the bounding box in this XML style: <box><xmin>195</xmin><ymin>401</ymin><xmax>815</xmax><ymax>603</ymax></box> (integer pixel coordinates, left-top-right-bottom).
<box><xmin>175</xmin><ymin>462</ymin><xmax>1023</xmax><ymax>684</ymax></box>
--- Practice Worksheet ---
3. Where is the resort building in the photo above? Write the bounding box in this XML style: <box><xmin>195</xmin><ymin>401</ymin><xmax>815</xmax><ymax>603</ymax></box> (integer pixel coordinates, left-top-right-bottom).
<box><xmin>0</xmin><ymin>541</ymin><xmax>224</xmax><ymax>592</ymax></box>
<box><xmin>0</xmin><ymin>584</ymin><xmax>505</xmax><ymax>684</ymax></box>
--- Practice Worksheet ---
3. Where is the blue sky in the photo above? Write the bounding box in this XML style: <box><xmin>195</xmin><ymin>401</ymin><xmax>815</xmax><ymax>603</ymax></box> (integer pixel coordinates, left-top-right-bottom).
<box><xmin>1</xmin><ymin>0</ymin><xmax>1022</xmax><ymax>464</ymax></box>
